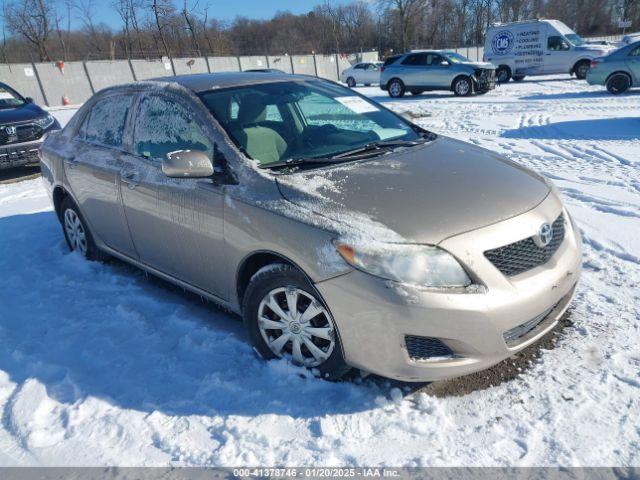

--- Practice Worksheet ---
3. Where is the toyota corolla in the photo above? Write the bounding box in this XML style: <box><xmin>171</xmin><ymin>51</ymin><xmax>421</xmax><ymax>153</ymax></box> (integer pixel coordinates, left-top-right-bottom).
<box><xmin>40</xmin><ymin>73</ymin><xmax>582</xmax><ymax>381</ymax></box>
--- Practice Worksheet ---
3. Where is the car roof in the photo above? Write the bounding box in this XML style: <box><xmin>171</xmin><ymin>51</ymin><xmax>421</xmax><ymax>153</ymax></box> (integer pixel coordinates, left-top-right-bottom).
<box><xmin>148</xmin><ymin>71</ymin><xmax>313</xmax><ymax>93</ymax></box>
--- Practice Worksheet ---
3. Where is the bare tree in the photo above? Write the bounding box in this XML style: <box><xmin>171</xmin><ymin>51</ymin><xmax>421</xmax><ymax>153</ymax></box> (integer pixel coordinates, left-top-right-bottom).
<box><xmin>181</xmin><ymin>0</ymin><xmax>201</xmax><ymax>54</ymax></box>
<box><xmin>4</xmin><ymin>0</ymin><xmax>52</xmax><ymax>61</ymax></box>
<box><xmin>151</xmin><ymin>0</ymin><xmax>172</xmax><ymax>58</ymax></box>
<box><xmin>378</xmin><ymin>0</ymin><xmax>426</xmax><ymax>51</ymax></box>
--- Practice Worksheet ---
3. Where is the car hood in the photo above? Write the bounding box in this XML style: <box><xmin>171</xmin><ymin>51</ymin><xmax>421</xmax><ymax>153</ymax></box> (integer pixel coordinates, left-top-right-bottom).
<box><xmin>276</xmin><ymin>137</ymin><xmax>550</xmax><ymax>245</ymax></box>
<box><xmin>462</xmin><ymin>61</ymin><xmax>496</xmax><ymax>69</ymax></box>
<box><xmin>0</xmin><ymin>102</ymin><xmax>47</xmax><ymax>124</ymax></box>
<box><xmin>575</xmin><ymin>44</ymin><xmax>615</xmax><ymax>55</ymax></box>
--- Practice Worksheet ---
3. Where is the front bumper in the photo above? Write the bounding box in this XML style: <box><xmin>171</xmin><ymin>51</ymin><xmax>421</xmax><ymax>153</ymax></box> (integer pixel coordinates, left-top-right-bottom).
<box><xmin>316</xmin><ymin>194</ymin><xmax>582</xmax><ymax>382</ymax></box>
<box><xmin>0</xmin><ymin>139</ymin><xmax>44</xmax><ymax>170</ymax></box>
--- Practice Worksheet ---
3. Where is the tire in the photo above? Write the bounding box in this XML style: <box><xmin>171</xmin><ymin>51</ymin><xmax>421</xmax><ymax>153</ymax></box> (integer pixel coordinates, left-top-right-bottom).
<box><xmin>512</xmin><ymin>75</ymin><xmax>526</xmax><ymax>82</ymax></box>
<box><xmin>453</xmin><ymin>76</ymin><xmax>473</xmax><ymax>97</ymax></box>
<box><xmin>574</xmin><ymin>60</ymin><xmax>590</xmax><ymax>80</ymax></box>
<box><xmin>606</xmin><ymin>73</ymin><xmax>631</xmax><ymax>94</ymax></box>
<box><xmin>409</xmin><ymin>89</ymin><xmax>424</xmax><ymax>95</ymax></box>
<box><xmin>60</xmin><ymin>197</ymin><xmax>103</xmax><ymax>261</ymax></box>
<box><xmin>496</xmin><ymin>65</ymin><xmax>512</xmax><ymax>83</ymax></box>
<box><xmin>346</xmin><ymin>77</ymin><xmax>356</xmax><ymax>88</ymax></box>
<box><xmin>242</xmin><ymin>263</ymin><xmax>351</xmax><ymax>380</ymax></box>
<box><xmin>387</xmin><ymin>78</ymin><xmax>405</xmax><ymax>98</ymax></box>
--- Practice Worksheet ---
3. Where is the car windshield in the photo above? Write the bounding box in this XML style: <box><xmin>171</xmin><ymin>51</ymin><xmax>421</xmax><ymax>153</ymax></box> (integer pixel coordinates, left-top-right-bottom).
<box><xmin>199</xmin><ymin>80</ymin><xmax>421</xmax><ymax>166</ymax></box>
<box><xmin>0</xmin><ymin>86</ymin><xmax>25</xmax><ymax>109</ymax></box>
<box><xmin>565</xmin><ymin>33</ymin><xmax>585</xmax><ymax>46</ymax></box>
<box><xmin>444</xmin><ymin>52</ymin><xmax>470</xmax><ymax>63</ymax></box>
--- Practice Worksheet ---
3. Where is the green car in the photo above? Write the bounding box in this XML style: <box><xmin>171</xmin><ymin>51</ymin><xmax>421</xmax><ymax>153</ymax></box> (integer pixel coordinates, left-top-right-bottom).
<box><xmin>586</xmin><ymin>40</ymin><xmax>640</xmax><ymax>94</ymax></box>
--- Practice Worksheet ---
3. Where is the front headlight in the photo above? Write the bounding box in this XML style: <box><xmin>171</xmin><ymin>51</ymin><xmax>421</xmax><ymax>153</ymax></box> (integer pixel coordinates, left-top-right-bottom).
<box><xmin>334</xmin><ymin>241</ymin><xmax>471</xmax><ymax>288</ymax></box>
<box><xmin>34</xmin><ymin>114</ymin><xmax>55</xmax><ymax>129</ymax></box>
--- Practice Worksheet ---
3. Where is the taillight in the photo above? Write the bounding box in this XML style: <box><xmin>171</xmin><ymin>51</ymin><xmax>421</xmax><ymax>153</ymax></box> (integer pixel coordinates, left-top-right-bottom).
<box><xmin>590</xmin><ymin>60</ymin><xmax>599</xmax><ymax>68</ymax></box>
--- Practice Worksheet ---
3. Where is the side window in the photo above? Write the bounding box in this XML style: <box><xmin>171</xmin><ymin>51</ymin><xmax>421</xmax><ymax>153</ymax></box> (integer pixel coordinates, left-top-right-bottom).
<box><xmin>133</xmin><ymin>95</ymin><xmax>212</xmax><ymax>162</ymax></box>
<box><xmin>401</xmin><ymin>54</ymin><xmax>427</xmax><ymax>66</ymax></box>
<box><xmin>353</xmin><ymin>64</ymin><xmax>365</xmax><ymax>70</ymax></box>
<box><xmin>548</xmin><ymin>36</ymin><xmax>570</xmax><ymax>51</ymax></box>
<box><xmin>629</xmin><ymin>46</ymin><xmax>640</xmax><ymax>56</ymax></box>
<box><xmin>428</xmin><ymin>54</ymin><xmax>446</xmax><ymax>66</ymax></box>
<box><xmin>82</xmin><ymin>94</ymin><xmax>133</xmax><ymax>148</ymax></box>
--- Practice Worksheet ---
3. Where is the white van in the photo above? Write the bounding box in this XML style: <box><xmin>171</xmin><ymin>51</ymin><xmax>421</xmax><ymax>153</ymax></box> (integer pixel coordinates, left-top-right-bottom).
<box><xmin>484</xmin><ymin>19</ymin><xmax>613</xmax><ymax>82</ymax></box>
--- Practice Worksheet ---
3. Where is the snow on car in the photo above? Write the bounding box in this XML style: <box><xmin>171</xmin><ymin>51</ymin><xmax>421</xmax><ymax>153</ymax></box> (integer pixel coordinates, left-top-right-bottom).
<box><xmin>0</xmin><ymin>75</ymin><xmax>638</xmax><ymax>466</ymax></box>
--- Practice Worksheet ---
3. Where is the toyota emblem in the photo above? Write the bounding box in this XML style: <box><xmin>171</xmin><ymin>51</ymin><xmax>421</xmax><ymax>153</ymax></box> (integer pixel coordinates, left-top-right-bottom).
<box><xmin>534</xmin><ymin>222</ymin><xmax>554</xmax><ymax>248</ymax></box>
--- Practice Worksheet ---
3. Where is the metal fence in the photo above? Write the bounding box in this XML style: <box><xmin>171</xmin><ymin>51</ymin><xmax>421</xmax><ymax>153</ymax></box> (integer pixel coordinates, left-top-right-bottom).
<box><xmin>0</xmin><ymin>51</ymin><xmax>380</xmax><ymax>107</ymax></box>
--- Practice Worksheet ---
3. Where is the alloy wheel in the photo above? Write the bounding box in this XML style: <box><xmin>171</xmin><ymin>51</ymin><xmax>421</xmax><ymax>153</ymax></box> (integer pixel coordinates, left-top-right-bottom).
<box><xmin>257</xmin><ymin>286</ymin><xmax>336</xmax><ymax>367</ymax></box>
<box><xmin>389</xmin><ymin>80</ymin><xmax>402</xmax><ymax>97</ymax></box>
<box><xmin>455</xmin><ymin>78</ymin><xmax>471</xmax><ymax>96</ymax></box>
<box><xmin>64</xmin><ymin>208</ymin><xmax>88</xmax><ymax>256</ymax></box>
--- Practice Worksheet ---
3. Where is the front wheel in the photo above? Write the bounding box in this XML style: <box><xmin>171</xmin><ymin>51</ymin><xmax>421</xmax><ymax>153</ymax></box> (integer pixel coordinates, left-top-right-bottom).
<box><xmin>606</xmin><ymin>73</ymin><xmax>631</xmax><ymax>94</ymax></box>
<box><xmin>387</xmin><ymin>79</ymin><xmax>405</xmax><ymax>98</ymax></box>
<box><xmin>453</xmin><ymin>77</ymin><xmax>473</xmax><ymax>96</ymax></box>
<box><xmin>60</xmin><ymin>197</ymin><xmax>103</xmax><ymax>261</ymax></box>
<box><xmin>243</xmin><ymin>263</ymin><xmax>351</xmax><ymax>380</ymax></box>
<box><xmin>346</xmin><ymin>77</ymin><xmax>356</xmax><ymax>88</ymax></box>
<box><xmin>574</xmin><ymin>61</ymin><xmax>590</xmax><ymax>80</ymax></box>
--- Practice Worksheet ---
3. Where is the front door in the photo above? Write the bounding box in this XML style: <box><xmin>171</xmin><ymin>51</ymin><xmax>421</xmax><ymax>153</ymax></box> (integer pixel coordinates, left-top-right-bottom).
<box><xmin>543</xmin><ymin>30</ymin><xmax>573</xmax><ymax>74</ymax></box>
<box><xmin>424</xmin><ymin>53</ymin><xmax>453</xmax><ymax>87</ymax></box>
<box><xmin>64</xmin><ymin>93</ymin><xmax>137</xmax><ymax>256</ymax></box>
<box><xmin>120</xmin><ymin>92</ymin><xmax>228</xmax><ymax>299</ymax></box>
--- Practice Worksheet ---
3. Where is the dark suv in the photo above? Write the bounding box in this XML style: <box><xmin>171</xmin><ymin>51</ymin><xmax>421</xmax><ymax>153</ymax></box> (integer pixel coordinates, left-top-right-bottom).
<box><xmin>0</xmin><ymin>82</ymin><xmax>60</xmax><ymax>170</ymax></box>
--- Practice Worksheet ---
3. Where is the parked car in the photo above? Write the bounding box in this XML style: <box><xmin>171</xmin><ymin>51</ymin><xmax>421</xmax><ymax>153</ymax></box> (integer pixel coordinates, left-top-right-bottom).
<box><xmin>40</xmin><ymin>72</ymin><xmax>582</xmax><ymax>382</ymax></box>
<box><xmin>587</xmin><ymin>40</ymin><xmax>640</xmax><ymax>94</ymax></box>
<box><xmin>340</xmin><ymin>61</ymin><xmax>383</xmax><ymax>87</ymax></box>
<box><xmin>619</xmin><ymin>33</ymin><xmax>640</xmax><ymax>47</ymax></box>
<box><xmin>484</xmin><ymin>19</ymin><xmax>613</xmax><ymax>82</ymax></box>
<box><xmin>0</xmin><ymin>82</ymin><xmax>60</xmax><ymax>170</ymax></box>
<box><xmin>380</xmin><ymin>50</ymin><xmax>496</xmax><ymax>97</ymax></box>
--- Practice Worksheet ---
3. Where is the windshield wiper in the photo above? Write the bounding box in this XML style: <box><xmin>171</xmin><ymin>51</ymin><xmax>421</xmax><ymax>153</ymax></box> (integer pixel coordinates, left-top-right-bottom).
<box><xmin>259</xmin><ymin>138</ymin><xmax>431</xmax><ymax>170</ymax></box>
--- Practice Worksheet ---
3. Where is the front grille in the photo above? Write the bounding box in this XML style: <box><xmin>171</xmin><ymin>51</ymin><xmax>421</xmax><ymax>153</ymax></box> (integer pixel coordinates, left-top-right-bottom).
<box><xmin>0</xmin><ymin>123</ymin><xmax>44</xmax><ymax>146</ymax></box>
<box><xmin>476</xmin><ymin>69</ymin><xmax>496</xmax><ymax>90</ymax></box>
<box><xmin>405</xmin><ymin>335</ymin><xmax>454</xmax><ymax>361</ymax></box>
<box><xmin>484</xmin><ymin>214</ymin><xmax>566</xmax><ymax>277</ymax></box>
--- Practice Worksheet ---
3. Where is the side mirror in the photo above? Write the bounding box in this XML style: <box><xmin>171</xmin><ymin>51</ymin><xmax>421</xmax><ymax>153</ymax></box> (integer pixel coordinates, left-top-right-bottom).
<box><xmin>162</xmin><ymin>150</ymin><xmax>214</xmax><ymax>178</ymax></box>
<box><xmin>439</xmin><ymin>61</ymin><xmax>449</xmax><ymax>66</ymax></box>
<box><xmin>25</xmin><ymin>97</ymin><xmax>34</xmax><ymax>103</ymax></box>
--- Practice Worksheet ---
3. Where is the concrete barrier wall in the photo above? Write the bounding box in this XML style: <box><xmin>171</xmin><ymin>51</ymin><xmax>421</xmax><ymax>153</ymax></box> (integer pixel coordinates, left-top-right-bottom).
<box><xmin>173</xmin><ymin>57</ymin><xmax>209</xmax><ymax>75</ymax></box>
<box><xmin>267</xmin><ymin>56</ymin><xmax>292</xmax><ymax>73</ymax></box>
<box><xmin>0</xmin><ymin>63</ymin><xmax>46</xmax><ymax>105</ymax></box>
<box><xmin>291</xmin><ymin>55</ymin><xmax>316</xmax><ymax>76</ymax></box>
<box><xmin>0</xmin><ymin>51</ymin><xmax>382</xmax><ymax>107</ymax></box>
<box><xmin>239</xmin><ymin>56</ymin><xmax>268</xmax><ymax>71</ymax></box>
<box><xmin>208</xmin><ymin>57</ymin><xmax>240</xmax><ymax>72</ymax></box>
<box><xmin>360</xmin><ymin>52</ymin><xmax>379</xmax><ymax>63</ymax></box>
<box><xmin>35</xmin><ymin>61</ymin><xmax>93</xmax><ymax>106</ymax></box>
<box><xmin>315</xmin><ymin>55</ymin><xmax>339</xmax><ymax>81</ymax></box>
<box><xmin>84</xmin><ymin>60</ymin><xmax>134</xmax><ymax>93</ymax></box>
<box><xmin>130</xmin><ymin>59</ymin><xmax>173</xmax><ymax>80</ymax></box>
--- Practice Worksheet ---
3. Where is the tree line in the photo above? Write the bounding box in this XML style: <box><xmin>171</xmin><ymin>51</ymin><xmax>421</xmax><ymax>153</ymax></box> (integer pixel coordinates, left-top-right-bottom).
<box><xmin>1</xmin><ymin>0</ymin><xmax>638</xmax><ymax>63</ymax></box>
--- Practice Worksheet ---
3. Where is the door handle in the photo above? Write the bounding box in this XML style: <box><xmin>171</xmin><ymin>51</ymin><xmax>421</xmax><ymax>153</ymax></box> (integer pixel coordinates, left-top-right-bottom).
<box><xmin>121</xmin><ymin>170</ymin><xmax>140</xmax><ymax>189</ymax></box>
<box><xmin>64</xmin><ymin>157</ymin><xmax>79</xmax><ymax>169</ymax></box>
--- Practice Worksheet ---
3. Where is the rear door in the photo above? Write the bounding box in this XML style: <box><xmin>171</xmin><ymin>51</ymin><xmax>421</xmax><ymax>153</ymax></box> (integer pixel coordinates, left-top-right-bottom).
<box><xmin>626</xmin><ymin>44</ymin><xmax>640</xmax><ymax>84</ymax></box>
<box><xmin>119</xmin><ymin>91</ymin><xmax>228</xmax><ymax>299</ymax></box>
<box><xmin>398</xmin><ymin>53</ymin><xmax>429</xmax><ymax>87</ymax></box>
<box><xmin>64</xmin><ymin>93</ymin><xmax>137</xmax><ymax>256</ymax></box>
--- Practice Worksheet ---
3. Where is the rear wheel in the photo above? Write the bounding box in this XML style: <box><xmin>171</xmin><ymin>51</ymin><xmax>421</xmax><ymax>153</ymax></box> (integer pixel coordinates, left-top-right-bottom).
<box><xmin>243</xmin><ymin>263</ymin><xmax>351</xmax><ymax>380</ymax></box>
<box><xmin>387</xmin><ymin>78</ymin><xmax>405</xmax><ymax>98</ymax></box>
<box><xmin>512</xmin><ymin>75</ymin><xmax>526</xmax><ymax>82</ymax></box>
<box><xmin>606</xmin><ymin>73</ymin><xmax>631</xmax><ymax>94</ymax></box>
<box><xmin>346</xmin><ymin>77</ymin><xmax>356</xmax><ymax>88</ymax></box>
<box><xmin>60</xmin><ymin>197</ymin><xmax>103</xmax><ymax>261</ymax></box>
<box><xmin>496</xmin><ymin>65</ymin><xmax>512</xmax><ymax>83</ymax></box>
<box><xmin>574</xmin><ymin>60</ymin><xmax>590</xmax><ymax>80</ymax></box>
<box><xmin>453</xmin><ymin>76</ymin><xmax>473</xmax><ymax>96</ymax></box>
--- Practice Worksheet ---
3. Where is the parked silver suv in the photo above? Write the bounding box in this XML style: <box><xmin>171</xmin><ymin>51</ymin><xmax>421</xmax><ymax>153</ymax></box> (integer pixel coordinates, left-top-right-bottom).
<box><xmin>381</xmin><ymin>50</ymin><xmax>497</xmax><ymax>97</ymax></box>
<box><xmin>40</xmin><ymin>73</ymin><xmax>581</xmax><ymax>382</ymax></box>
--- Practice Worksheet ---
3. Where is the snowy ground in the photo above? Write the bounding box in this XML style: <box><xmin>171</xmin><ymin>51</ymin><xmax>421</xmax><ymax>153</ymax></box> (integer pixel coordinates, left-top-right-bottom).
<box><xmin>0</xmin><ymin>76</ymin><xmax>638</xmax><ymax>467</ymax></box>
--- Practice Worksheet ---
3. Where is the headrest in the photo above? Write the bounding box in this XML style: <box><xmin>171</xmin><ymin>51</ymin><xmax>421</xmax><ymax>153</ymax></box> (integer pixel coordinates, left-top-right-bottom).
<box><xmin>237</xmin><ymin>93</ymin><xmax>267</xmax><ymax>125</ymax></box>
